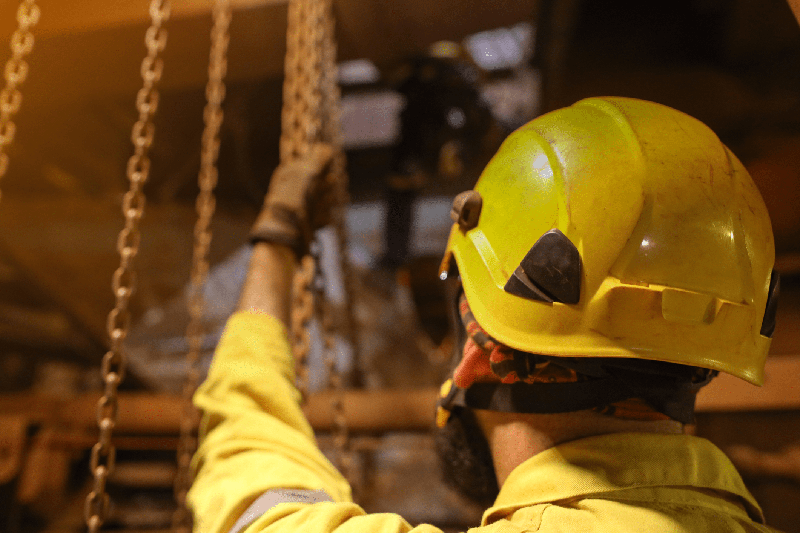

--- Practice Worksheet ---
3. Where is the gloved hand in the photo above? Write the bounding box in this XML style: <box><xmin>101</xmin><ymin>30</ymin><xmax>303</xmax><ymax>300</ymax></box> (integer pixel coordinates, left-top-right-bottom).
<box><xmin>249</xmin><ymin>143</ymin><xmax>336</xmax><ymax>256</ymax></box>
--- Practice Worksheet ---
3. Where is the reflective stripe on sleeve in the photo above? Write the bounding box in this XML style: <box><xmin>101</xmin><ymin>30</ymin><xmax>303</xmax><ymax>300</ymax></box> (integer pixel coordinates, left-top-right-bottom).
<box><xmin>228</xmin><ymin>488</ymin><xmax>334</xmax><ymax>533</ymax></box>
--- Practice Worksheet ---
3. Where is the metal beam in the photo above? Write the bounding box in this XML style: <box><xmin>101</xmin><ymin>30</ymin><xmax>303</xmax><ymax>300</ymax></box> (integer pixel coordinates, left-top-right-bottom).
<box><xmin>1</xmin><ymin>355</ymin><xmax>798</xmax><ymax>435</ymax></box>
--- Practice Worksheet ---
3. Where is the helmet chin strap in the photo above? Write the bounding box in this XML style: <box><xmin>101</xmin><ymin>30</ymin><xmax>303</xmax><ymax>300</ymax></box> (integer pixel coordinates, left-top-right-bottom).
<box><xmin>436</xmin><ymin>292</ymin><xmax>716</xmax><ymax>427</ymax></box>
<box><xmin>440</xmin><ymin>358</ymin><xmax>712</xmax><ymax>425</ymax></box>
<box><xmin>443</xmin><ymin>378</ymin><xmax>633</xmax><ymax>415</ymax></box>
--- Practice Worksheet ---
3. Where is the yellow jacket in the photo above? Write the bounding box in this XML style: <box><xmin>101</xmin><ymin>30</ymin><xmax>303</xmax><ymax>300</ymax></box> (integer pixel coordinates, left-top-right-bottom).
<box><xmin>189</xmin><ymin>311</ymin><xmax>780</xmax><ymax>533</ymax></box>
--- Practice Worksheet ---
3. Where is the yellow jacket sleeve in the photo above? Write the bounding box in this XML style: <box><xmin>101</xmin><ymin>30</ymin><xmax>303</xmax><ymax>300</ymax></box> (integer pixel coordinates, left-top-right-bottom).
<box><xmin>188</xmin><ymin>311</ymin><xmax>437</xmax><ymax>533</ymax></box>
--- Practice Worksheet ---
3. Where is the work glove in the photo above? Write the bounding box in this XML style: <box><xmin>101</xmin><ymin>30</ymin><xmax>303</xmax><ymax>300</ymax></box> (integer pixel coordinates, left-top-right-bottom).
<box><xmin>249</xmin><ymin>143</ymin><xmax>336</xmax><ymax>256</ymax></box>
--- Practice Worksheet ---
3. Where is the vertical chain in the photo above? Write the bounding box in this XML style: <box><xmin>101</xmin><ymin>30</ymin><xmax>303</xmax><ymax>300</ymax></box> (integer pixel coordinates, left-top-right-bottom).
<box><xmin>172</xmin><ymin>1</ymin><xmax>230</xmax><ymax>531</ymax></box>
<box><xmin>280</xmin><ymin>0</ymin><xmax>324</xmax><ymax>163</ymax></box>
<box><xmin>313</xmin><ymin>241</ymin><xmax>354</xmax><ymax>489</ymax></box>
<box><xmin>84</xmin><ymin>2</ymin><xmax>170</xmax><ymax>532</ymax></box>
<box><xmin>318</xmin><ymin>0</ymin><xmax>360</xmax><ymax>382</ymax></box>
<box><xmin>291</xmin><ymin>254</ymin><xmax>315</xmax><ymax>399</ymax></box>
<box><xmin>281</xmin><ymin>0</ymin><xmax>323</xmax><ymax>395</ymax></box>
<box><xmin>0</xmin><ymin>0</ymin><xmax>40</xmax><ymax>205</ymax></box>
<box><xmin>318</xmin><ymin>0</ymin><xmax>340</xmax><ymax>149</ymax></box>
<box><xmin>281</xmin><ymin>0</ymin><xmax>355</xmax><ymax>491</ymax></box>
<box><xmin>317</xmin><ymin>0</ymin><xmax>356</xmax><ymax>490</ymax></box>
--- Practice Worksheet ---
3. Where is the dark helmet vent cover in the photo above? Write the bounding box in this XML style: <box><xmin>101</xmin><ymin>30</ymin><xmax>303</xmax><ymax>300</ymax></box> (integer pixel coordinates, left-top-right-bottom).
<box><xmin>760</xmin><ymin>269</ymin><xmax>780</xmax><ymax>338</ymax></box>
<box><xmin>504</xmin><ymin>229</ymin><xmax>582</xmax><ymax>305</ymax></box>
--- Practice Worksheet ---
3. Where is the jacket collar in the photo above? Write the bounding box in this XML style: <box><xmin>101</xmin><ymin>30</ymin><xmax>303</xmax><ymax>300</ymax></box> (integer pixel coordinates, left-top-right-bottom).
<box><xmin>482</xmin><ymin>433</ymin><xmax>764</xmax><ymax>526</ymax></box>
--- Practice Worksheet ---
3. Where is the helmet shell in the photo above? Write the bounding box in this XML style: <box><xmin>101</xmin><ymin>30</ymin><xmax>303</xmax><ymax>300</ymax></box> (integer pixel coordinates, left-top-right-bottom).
<box><xmin>442</xmin><ymin>97</ymin><xmax>775</xmax><ymax>385</ymax></box>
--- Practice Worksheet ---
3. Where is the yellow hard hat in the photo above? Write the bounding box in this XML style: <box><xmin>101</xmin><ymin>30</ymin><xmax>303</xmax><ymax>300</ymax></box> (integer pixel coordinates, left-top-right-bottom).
<box><xmin>440</xmin><ymin>97</ymin><xmax>778</xmax><ymax>385</ymax></box>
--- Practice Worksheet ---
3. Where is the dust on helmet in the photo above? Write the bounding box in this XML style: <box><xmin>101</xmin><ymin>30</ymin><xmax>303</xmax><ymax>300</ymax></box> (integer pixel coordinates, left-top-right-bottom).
<box><xmin>440</xmin><ymin>96</ymin><xmax>778</xmax><ymax>386</ymax></box>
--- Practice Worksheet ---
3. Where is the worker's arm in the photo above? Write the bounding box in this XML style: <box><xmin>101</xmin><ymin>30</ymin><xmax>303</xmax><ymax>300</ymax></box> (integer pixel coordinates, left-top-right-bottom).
<box><xmin>236</xmin><ymin>242</ymin><xmax>294</xmax><ymax>324</ymax></box>
<box><xmin>187</xmin><ymin>148</ymin><xmax>425</xmax><ymax>533</ymax></box>
<box><xmin>235</xmin><ymin>143</ymin><xmax>337</xmax><ymax>326</ymax></box>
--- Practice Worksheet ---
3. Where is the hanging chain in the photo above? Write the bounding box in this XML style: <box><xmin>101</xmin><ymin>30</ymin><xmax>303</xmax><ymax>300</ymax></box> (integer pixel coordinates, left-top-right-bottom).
<box><xmin>84</xmin><ymin>2</ymin><xmax>170</xmax><ymax>532</ymax></box>
<box><xmin>280</xmin><ymin>0</ymin><xmax>324</xmax><ymax>163</ymax></box>
<box><xmin>291</xmin><ymin>254</ymin><xmax>315</xmax><ymax>398</ymax></box>
<box><xmin>317</xmin><ymin>0</ymin><xmax>357</xmax><ymax>489</ymax></box>
<box><xmin>0</xmin><ymin>0</ymin><xmax>40</xmax><ymax>205</ymax></box>
<box><xmin>317</xmin><ymin>0</ymin><xmax>361</xmax><ymax>388</ymax></box>
<box><xmin>281</xmin><ymin>0</ymin><xmax>356</xmax><ymax>490</ymax></box>
<box><xmin>172</xmin><ymin>2</ymin><xmax>231</xmax><ymax>532</ymax></box>
<box><xmin>313</xmin><ymin>240</ymin><xmax>355</xmax><ymax>488</ymax></box>
<box><xmin>281</xmin><ymin>0</ymin><xmax>323</xmax><ymax>393</ymax></box>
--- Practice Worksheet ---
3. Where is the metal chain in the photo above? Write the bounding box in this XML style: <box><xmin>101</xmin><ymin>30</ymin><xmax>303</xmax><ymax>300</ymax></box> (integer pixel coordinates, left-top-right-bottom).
<box><xmin>172</xmin><ymin>1</ymin><xmax>231</xmax><ymax>531</ymax></box>
<box><xmin>317</xmin><ymin>0</ymin><xmax>360</xmax><ymax>385</ymax></box>
<box><xmin>280</xmin><ymin>0</ymin><xmax>324</xmax><ymax>163</ymax></box>
<box><xmin>281</xmin><ymin>0</ymin><xmax>323</xmax><ymax>393</ymax></box>
<box><xmin>313</xmin><ymin>239</ymin><xmax>355</xmax><ymax>488</ymax></box>
<box><xmin>291</xmin><ymin>254</ymin><xmax>315</xmax><ymax>399</ymax></box>
<box><xmin>0</xmin><ymin>0</ymin><xmax>40</xmax><ymax>205</ymax></box>
<box><xmin>84</xmin><ymin>2</ymin><xmax>170</xmax><ymax>532</ymax></box>
<box><xmin>317</xmin><ymin>0</ymin><xmax>340</xmax><ymax>150</ymax></box>
<box><xmin>281</xmin><ymin>0</ymin><xmax>356</xmax><ymax>491</ymax></box>
<box><xmin>316</xmin><ymin>0</ymin><xmax>357</xmax><ymax>490</ymax></box>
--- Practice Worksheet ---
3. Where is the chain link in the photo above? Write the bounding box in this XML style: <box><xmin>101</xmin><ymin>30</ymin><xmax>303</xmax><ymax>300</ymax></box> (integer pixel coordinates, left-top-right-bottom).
<box><xmin>172</xmin><ymin>2</ymin><xmax>231</xmax><ymax>531</ymax></box>
<box><xmin>282</xmin><ymin>0</ymin><xmax>323</xmax><ymax>395</ymax></box>
<box><xmin>280</xmin><ymin>0</ymin><xmax>324</xmax><ymax>163</ymax></box>
<box><xmin>291</xmin><ymin>254</ymin><xmax>315</xmax><ymax>398</ymax></box>
<box><xmin>0</xmin><ymin>0</ymin><xmax>39</xmax><ymax>204</ymax></box>
<box><xmin>312</xmin><ymin>240</ymin><xmax>355</xmax><ymax>490</ymax></box>
<box><xmin>85</xmin><ymin>2</ymin><xmax>170</xmax><ymax>532</ymax></box>
<box><xmin>316</xmin><ymin>0</ymin><xmax>358</xmax><ymax>490</ymax></box>
<box><xmin>317</xmin><ymin>0</ymin><xmax>361</xmax><ymax>389</ymax></box>
<box><xmin>281</xmin><ymin>0</ymin><xmax>358</xmax><ymax>492</ymax></box>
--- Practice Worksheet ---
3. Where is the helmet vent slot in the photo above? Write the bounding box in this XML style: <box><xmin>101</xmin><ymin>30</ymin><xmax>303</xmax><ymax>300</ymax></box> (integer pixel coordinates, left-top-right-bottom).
<box><xmin>760</xmin><ymin>269</ymin><xmax>780</xmax><ymax>338</ymax></box>
<box><xmin>503</xmin><ymin>229</ymin><xmax>582</xmax><ymax>304</ymax></box>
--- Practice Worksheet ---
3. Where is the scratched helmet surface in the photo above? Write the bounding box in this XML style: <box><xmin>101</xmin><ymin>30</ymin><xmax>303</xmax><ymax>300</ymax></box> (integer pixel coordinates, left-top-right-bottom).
<box><xmin>441</xmin><ymin>97</ymin><xmax>778</xmax><ymax>385</ymax></box>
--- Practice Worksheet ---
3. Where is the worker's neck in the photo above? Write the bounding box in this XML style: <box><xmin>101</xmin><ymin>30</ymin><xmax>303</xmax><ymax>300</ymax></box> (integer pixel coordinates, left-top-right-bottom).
<box><xmin>474</xmin><ymin>409</ymin><xmax>684</xmax><ymax>487</ymax></box>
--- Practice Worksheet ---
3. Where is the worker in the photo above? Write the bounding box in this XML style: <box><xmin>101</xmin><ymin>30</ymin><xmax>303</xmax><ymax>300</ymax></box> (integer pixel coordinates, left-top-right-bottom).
<box><xmin>188</xmin><ymin>97</ymin><xmax>783</xmax><ymax>533</ymax></box>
